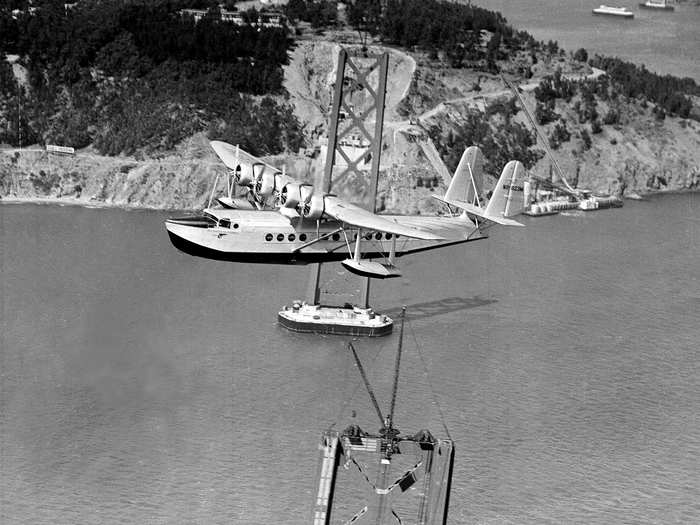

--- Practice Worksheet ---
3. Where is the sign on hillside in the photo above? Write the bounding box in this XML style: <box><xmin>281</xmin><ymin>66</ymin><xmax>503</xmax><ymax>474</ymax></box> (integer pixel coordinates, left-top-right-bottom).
<box><xmin>46</xmin><ymin>144</ymin><xmax>75</xmax><ymax>155</ymax></box>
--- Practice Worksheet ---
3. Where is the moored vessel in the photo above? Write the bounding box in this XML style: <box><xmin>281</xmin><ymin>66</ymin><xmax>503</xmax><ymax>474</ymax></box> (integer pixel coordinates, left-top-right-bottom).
<box><xmin>278</xmin><ymin>301</ymin><xmax>393</xmax><ymax>337</ymax></box>
<box><xmin>639</xmin><ymin>0</ymin><xmax>674</xmax><ymax>10</ymax></box>
<box><xmin>592</xmin><ymin>5</ymin><xmax>635</xmax><ymax>17</ymax></box>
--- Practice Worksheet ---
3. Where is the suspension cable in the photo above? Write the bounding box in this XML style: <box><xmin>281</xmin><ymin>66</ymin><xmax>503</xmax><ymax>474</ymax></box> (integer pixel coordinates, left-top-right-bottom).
<box><xmin>387</xmin><ymin>307</ymin><xmax>406</xmax><ymax>429</ymax></box>
<box><xmin>327</xmin><ymin>339</ymin><xmax>387</xmax><ymax>432</ymax></box>
<box><xmin>407</xmin><ymin>318</ymin><xmax>453</xmax><ymax>441</ymax></box>
<box><xmin>349</xmin><ymin>342</ymin><xmax>385</xmax><ymax>427</ymax></box>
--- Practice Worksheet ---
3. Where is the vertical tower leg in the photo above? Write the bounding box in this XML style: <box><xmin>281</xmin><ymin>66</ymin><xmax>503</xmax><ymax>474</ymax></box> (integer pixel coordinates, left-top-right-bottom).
<box><xmin>312</xmin><ymin>432</ymin><xmax>341</xmax><ymax>525</ymax></box>
<box><xmin>307</xmin><ymin>263</ymin><xmax>323</xmax><ymax>305</ymax></box>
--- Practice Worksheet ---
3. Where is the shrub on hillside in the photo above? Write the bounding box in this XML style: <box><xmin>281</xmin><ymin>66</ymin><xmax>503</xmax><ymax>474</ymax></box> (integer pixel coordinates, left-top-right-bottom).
<box><xmin>429</xmin><ymin>108</ymin><xmax>543</xmax><ymax>177</ymax></box>
<box><xmin>548</xmin><ymin>121</ymin><xmax>571</xmax><ymax>149</ymax></box>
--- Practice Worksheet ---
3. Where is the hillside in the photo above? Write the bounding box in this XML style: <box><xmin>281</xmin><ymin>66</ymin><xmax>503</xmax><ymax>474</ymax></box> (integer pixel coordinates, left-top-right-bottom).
<box><xmin>1</xmin><ymin>1</ymin><xmax>699</xmax><ymax>211</ymax></box>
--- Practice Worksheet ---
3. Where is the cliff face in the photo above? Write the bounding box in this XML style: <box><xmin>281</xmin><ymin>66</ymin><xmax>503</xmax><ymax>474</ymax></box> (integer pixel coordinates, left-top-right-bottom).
<box><xmin>1</xmin><ymin>135</ymin><xmax>221</xmax><ymax>210</ymax></box>
<box><xmin>2</xmin><ymin>39</ymin><xmax>699</xmax><ymax>211</ymax></box>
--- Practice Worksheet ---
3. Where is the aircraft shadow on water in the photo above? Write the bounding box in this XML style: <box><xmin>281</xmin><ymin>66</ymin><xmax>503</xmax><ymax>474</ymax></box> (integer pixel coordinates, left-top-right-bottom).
<box><xmin>383</xmin><ymin>296</ymin><xmax>497</xmax><ymax>321</ymax></box>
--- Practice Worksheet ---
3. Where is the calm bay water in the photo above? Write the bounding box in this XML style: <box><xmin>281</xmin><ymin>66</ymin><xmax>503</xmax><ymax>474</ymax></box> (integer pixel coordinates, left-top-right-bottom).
<box><xmin>2</xmin><ymin>195</ymin><xmax>700</xmax><ymax>524</ymax></box>
<box><xmin>475</xmin><ymin>0</ymin><xmax>700</xmax><ymax>81</ymax></box>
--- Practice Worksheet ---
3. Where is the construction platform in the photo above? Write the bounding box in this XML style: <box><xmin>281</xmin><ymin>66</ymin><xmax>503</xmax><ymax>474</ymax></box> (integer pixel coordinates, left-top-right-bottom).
<box><xmin>313</xmin><ymin>428</ymin><xmax>454</xmax><ymax>524</ymax></box>
<box><xmin>278</xmin><ymin>302</ymin><xmax>393</xmax><ymax>337</ymax></box>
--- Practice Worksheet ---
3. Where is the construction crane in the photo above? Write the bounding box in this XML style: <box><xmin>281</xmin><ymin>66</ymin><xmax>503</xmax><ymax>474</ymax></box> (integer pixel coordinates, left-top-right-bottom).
<box><xmin>529</xmin><ymin>174</ymin><xmax>580</xmax><ymax>199</ymax></box>
<box><xmin>499</xmin><ymin>73</ymin><xmax>580</xmax><ymax>199</ymax></box>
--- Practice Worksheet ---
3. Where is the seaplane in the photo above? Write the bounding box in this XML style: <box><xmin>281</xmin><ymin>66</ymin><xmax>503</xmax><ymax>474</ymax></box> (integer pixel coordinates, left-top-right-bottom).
<box><xmin>164</xmin><ymin>141</ymin><xmax>527</xmax><ymax>279</ymax></box>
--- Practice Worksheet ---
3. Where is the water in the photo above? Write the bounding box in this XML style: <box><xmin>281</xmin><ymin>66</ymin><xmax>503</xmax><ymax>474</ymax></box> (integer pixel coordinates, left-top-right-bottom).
<box><xmin>1</xmin><ymin>196</ymin><xmax>700</xmax><ymax>524</ymax></box>
<box><xmin>475</xmin><ymin>0</ymin><xmax>700</xmax><ymax>81</ymax></box>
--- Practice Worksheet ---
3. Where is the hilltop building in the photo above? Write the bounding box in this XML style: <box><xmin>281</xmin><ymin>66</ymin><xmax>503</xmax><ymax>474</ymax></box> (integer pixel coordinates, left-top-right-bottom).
<box><xmin>179</xmin><ymin>4</ymin><xmax>287</xmax><ymax>28</ymax></box>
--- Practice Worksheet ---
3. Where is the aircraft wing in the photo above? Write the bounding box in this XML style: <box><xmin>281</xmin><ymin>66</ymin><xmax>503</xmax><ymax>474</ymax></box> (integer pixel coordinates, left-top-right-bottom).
<box><xmin>210</xmin><ymin>140</ymin><xmax>280</xmax><ymax>173</ymax></box>
<box><xmin>323</xmin><ymin>196</ymin><xmax>445</xmax><ymax>240</ymax></box>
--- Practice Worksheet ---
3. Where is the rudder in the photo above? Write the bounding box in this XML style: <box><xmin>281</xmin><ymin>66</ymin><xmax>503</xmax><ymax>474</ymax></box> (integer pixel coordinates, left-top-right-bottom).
<box><xmin>444</xmin><ymin>146</ymin><xmax>484</xmax><ymax>206</ymax></box>
<box><xmin>485</xmin><ymin>160</ymin><xmax>527</xmax><ymax>219</ymax></box>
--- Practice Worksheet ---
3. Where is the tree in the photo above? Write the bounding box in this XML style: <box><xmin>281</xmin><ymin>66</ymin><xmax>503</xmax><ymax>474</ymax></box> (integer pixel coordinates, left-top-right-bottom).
<box><xmin>580</xmin><ymin>128</ymin><xmax>592</xmax><ymax>151</ymax></box>
<box><xmin>347</xmin><ymin>0</ymin><xmax>382</xmax><ymax>37</ymax></box>
<box><xmin>573</xmin><ymin>48</ymin><xmax>588</xmax><ymax>63</ymax></box>
<box><xmin>535</xmin><ymin>100</ymin><xmax>558</xmax><ymax>125</ymax></box>
<box><xmin>603</xmin><ymin>108</ymin><xmax>619</xmax><ymax>125</ymax></box>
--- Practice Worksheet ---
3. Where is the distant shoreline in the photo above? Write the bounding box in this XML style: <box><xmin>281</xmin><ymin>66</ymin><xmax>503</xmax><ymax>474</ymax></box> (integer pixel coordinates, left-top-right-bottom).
<box><xmin>3</xmin><ymin>189</ymin><xmax>698</xmax><ymax>213</ymax></box>
<box><xmin>0</xmin><ymin>195</ymin><xmax>186</xmax><ymax>212</ymax></box>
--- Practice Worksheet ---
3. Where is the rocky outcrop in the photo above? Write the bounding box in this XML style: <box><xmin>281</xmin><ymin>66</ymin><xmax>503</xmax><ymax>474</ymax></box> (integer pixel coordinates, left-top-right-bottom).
<box><xmin>2</xmin><ymin>40</ymin><xmax>698</xmax><ymax>211</ymax></box>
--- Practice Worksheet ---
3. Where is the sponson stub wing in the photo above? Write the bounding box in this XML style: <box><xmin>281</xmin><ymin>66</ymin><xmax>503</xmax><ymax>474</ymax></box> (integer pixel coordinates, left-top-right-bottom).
<box><xmin>323</xmin><ymin>196</ymin><xmax>445</xmax><ymax>240</ymax></box>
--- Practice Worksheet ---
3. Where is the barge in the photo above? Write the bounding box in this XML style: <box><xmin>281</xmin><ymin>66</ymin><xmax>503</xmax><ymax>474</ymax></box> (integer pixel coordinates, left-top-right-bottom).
<box><xmin>278</xmin><ymin>301</ymin><xmax>393</xmax><ymax>337</ymax></box>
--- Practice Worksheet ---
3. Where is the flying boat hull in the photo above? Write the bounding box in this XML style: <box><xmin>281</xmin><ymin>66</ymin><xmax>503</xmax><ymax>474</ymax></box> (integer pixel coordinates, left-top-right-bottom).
<box><xmin>164</xmin><ymin>209</ymin><xmax>486</xmax><ymax>266</ymax></box>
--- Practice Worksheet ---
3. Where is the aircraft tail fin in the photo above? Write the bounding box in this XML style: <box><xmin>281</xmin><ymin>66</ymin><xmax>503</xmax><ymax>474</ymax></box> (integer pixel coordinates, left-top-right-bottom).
<box><xmin>485</xmin><ymin>160</ymin><xmax>527</xmax><ymax>222</ymax></box>
<box><xmin>444</xmin><ymin>146</ymin><xmax>484</xmax><ymax>206</ymax></box>
<box><xmin>433</xmin><ymin>158</ymin><xmax>525</xmax><ymax>226</ymax></box>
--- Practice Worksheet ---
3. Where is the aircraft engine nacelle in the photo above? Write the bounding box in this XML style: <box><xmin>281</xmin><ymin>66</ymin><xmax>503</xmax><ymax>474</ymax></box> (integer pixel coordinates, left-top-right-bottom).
<box><xmin>301</xmin><ymin>193</ymin><xmax>326</xmax><ymax>220</ymax></box>
<box><xmin>280</xmin><ymin>182</ymin><xmax>305</xmax><ymax>209</ymax></box>
<box><xmin>253</xmin><ymin>164</ymin><xmax>276</xmax><ymax>199</ymax></box>
<box><xmin>299</xmin><ymin>184</ymin><xmax>314</xmax><ymax>205</ymax></box>
<box><xmin>274</xmin><ymin>173</ymin><xmax>292</xmax><ymax>192</ymax></box>
<box><xmin>234</xmin><ymin>164</ymin><xmax>254</xmax><ymax>187</ymax></box>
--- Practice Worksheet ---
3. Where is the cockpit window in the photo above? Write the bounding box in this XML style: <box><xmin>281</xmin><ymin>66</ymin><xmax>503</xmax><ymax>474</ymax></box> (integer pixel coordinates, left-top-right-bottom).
<box><xmin>219</xmin><ymin>218</ymin><xmax>231</xmax><ymax>228</ymax></box>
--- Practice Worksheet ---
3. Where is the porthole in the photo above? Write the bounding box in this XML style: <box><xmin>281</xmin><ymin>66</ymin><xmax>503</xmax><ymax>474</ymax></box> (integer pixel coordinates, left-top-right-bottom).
<box><xmin>299</xmin><ymin>233</ymin><xmax>307</xmax><ymax>242</ymax></box>
<box><xmin>277</xmin><ymin>233</ymin><xmax>284</xmax><ymax>241</ymax></box>
<box><xmin>386</xmin><ymin>233</ymin><xmax>392</xmax><ymax>240</ymax></box>
<box><xmin>288</xmin><ymin>234</ymin><xmax>296</xmax><ymax>241</ymax></box>
<box><xmin>374</xmin><ymin>232</ymin><xmax>382</xmax><ymax>240</ymax></box>
<box><xmin>265</xmin><ymin>233</ymin><xmax>273</xmax><ymax>241</ymax></box>
<box><xmin>365</xmin><ymin>233</ymin><xmax>372</xmax><ymax>240</ymax></box>
<box><xmin>332</xmin><ymin>233</ymin><xmax>340</xmax><ymax>241</ymax></box>
<box><xmin>233</xmin><ymin>223</ymin><xmax>239</xmax><ymax>229</ymax></box>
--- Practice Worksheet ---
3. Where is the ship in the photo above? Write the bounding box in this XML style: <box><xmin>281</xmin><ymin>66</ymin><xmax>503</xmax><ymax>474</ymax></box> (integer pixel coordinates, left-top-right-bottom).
<box><xmin>592</xmin><ymin>5</ymin><xmax>635</xmax><ymax>17</ymax></box>
<box><xmin>639</xmin><ymin>0</ymin><xmax>674</xmax><ymax>10</ymax></box>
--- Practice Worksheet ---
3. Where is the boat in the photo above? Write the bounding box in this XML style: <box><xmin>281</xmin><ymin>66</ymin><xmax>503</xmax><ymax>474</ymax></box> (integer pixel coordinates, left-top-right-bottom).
<box><xmin>579</xmin><ymin>195</ymin><xmax>624</xmax><ymax>211</ymax></box>
<box><xmin>592</xmin><ymin>5</ymin><xmax>635</xmax><ymax>17</ymax></box>
<box><xmin>639</xmin><ymin>0</ymin><xmax>674</xmax><ymax>10</ymax></box>
<box><xmin>278</xmin><ymin>301</ymin><xmax>393</xmax><ymax>337</ymax></box>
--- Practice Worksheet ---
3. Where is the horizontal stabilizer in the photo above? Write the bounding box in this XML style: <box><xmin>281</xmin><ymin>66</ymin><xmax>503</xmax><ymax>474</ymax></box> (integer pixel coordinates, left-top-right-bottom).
<box><xmin>433</xmin><ymin>195</ymin><xmax>523</xmax><ymax>226</ymax></box>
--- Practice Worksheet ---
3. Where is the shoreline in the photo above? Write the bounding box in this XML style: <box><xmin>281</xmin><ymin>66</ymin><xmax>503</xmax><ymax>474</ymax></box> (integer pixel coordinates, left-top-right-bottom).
<box><xmin>3</xmin><ymin>189</ymin><xmax>698</xmax><ymax>213</ymax></box>
<box><xmin>0</xmin><ymin>195</ymin><xmax>187</xmax><ymax>212</ymax></box>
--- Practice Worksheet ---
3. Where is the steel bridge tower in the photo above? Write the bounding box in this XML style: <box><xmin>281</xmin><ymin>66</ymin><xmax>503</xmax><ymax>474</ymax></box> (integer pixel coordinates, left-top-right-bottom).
<box><xmin>309</xmin><ymin>47</ymin><xmax>389</xmax><ymax>308</ymax></box>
